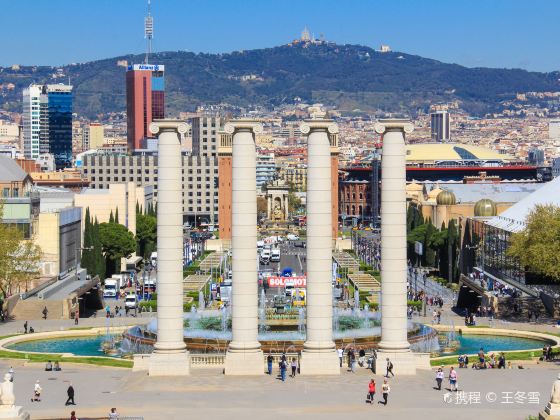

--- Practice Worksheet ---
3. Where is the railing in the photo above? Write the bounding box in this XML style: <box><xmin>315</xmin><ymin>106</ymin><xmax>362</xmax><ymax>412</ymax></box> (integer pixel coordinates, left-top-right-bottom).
<box><xmin>188</xmin><ymin>352</ymin><xmax>301</xmax><ymax>368</ymax></box>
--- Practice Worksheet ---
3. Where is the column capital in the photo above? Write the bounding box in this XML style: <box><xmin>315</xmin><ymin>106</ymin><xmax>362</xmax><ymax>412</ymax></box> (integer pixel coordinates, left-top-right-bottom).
<box><xmin>374</xmin><ymin>118</ymin><xmax>414</xmax><ymax>135</ymax></box>
<box><xmin>150</xmin><ymin>119</ymin><xmax>190</xmax><ymax>135</ymax></box>
<box><xmin>300</xmin><ymin>118</ymin><xmax>339</xmax><ymax>135</ymax></box>
<box><xmin>224</xmin><ymin>119</ymin><xmax>263</xmax><ymax>135</ymax></box>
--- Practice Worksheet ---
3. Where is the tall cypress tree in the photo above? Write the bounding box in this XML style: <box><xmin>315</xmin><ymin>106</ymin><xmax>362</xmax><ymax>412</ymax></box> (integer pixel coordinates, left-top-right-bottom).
<box><xmin>114</xmin><ymin>207</ymin><xmax>119</xmax><ymax>224</ymax></box>
<box><xmin>81</xmin><ymin>208</ymin><xmax>95</xmax><ymax>275</ymax></box>
<box><xmin>93</xmin><ymin>218</ymin><xmax>106</xmax><ymax>279</ymax></box>
<box><xmin>109</xmin><ymin>210</ymin><xmax>114</xmax><ymax>224</ymax></box>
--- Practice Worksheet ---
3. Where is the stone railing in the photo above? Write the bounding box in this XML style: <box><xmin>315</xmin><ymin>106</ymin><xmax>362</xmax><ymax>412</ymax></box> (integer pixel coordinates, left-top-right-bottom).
<box><xmin>190</xmin><ymin>354</ymin><xmax>226</xmax><ymax>368</ymax></box>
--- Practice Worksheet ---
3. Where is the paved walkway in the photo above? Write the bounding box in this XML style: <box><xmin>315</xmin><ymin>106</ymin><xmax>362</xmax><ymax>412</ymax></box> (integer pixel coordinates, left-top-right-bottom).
<box><xmin>3</xmin><ymin>360</ymin><xmax>556</xmax><ymax>420</ymax></box>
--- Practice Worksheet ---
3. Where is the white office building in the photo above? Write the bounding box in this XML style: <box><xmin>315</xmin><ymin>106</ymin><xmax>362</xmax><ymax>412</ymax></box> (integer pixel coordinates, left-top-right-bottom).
<box><xmin>22</xmin><ymin>84</ymin><xmax>42</xmax><ymax>159</ymax></box>
<box><xmin>430</xmin><ymin>110</ymin><xmax>451</xmax><ymax>142</ymax></box>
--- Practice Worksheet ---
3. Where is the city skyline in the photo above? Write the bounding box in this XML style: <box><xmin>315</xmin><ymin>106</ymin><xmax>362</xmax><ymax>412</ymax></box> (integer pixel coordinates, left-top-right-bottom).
<box><xmin>1</xmin><ymin>0</ymin><xmax>560</xmax><ymax>72</ymax></box>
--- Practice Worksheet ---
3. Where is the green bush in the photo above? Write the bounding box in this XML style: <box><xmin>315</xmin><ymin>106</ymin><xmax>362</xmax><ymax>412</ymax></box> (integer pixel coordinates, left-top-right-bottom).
<box><xmin>337</xmin><ymin>316</ymin><xmax>363</xmax><ymax>331</ymax></box>
<box><xmin>407</xmin><ymin>300</ymin><xmax>422</xmax><ymax>311</ymax></box>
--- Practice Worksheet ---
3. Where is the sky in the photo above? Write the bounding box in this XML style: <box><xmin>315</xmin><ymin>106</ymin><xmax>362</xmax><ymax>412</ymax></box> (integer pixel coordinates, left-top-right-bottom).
<box><xmin>1</xmin><ymin>0</ymin><xmax>559</xmax><ymax>72</ymax></box>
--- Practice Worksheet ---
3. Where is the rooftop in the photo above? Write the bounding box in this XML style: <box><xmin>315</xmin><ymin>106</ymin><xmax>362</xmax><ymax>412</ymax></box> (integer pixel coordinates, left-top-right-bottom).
<box><xmin>405</xmin><ymin>143</ymin><xmax>514</xmax><ymax>163</ymax></box>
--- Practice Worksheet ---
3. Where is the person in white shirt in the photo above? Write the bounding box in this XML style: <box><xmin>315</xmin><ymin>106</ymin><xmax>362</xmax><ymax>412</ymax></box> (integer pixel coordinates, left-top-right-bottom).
<box><xmin>337</xmin><ymin>347</ymin><xmax>344</xmax><ymax>367</ymax></box>
<box><xmin>435</xmin><ymin>367</ymin><xmax>445</xmax><ymax>390</ymax></box>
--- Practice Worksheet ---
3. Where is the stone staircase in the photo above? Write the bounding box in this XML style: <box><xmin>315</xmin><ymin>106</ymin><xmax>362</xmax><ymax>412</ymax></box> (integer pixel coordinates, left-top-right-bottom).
<box><xmin>11</xmin><ymin>299</ymin><xmax>64</xmax><ymax>320</ymax></box>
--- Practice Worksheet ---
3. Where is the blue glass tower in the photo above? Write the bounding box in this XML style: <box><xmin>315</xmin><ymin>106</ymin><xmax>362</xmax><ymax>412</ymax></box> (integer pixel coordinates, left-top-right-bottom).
<box><xmin>40</xmin><ymin>84</ymin><xmax>73</xmax><ymax>169</ymax></box>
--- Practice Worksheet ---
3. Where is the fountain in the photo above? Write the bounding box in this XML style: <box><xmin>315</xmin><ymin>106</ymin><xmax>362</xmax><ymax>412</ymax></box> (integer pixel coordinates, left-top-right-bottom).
<box><xmin>198</xmin><ymin>291</ymin><xmax>205</xmax><ymax>310</ymax></box>
<box><xmin>298</xmin><ymin>307</ymin><xmax>306</xmax><ymax>335</ymax></box>
<box><xmin>259</xmin><ymin>289</ymin><xmax>267</xmax><ymax>334</ymax></box>
<box><xmin>353</xmin><ymin>289</ymin><xmax>360</xmax><ymax>311</ymax></box>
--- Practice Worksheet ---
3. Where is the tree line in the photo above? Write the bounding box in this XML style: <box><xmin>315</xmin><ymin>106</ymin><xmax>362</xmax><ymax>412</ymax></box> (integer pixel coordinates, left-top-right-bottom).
<box><xmin>81</xmin><ymin>202</ymin><xmax>157</xmax><ymax>279</ymax></box>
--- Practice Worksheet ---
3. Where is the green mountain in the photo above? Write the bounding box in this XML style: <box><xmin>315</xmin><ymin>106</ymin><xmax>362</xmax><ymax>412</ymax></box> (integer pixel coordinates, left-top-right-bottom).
<box><xmin>1</xmin><ymin>42</ymin><xmax>558</xmax><ymax>118</ymax></box>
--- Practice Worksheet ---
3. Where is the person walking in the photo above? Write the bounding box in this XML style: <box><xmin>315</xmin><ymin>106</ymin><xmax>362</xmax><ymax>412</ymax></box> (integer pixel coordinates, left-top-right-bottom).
<box><xmin>290</xmin><ymin>358</ymin><xmax>297</xmax><ymax>378</ymax></box>
<box><xmin>23</xmin><ymin>321</ymin><xmax>28</xmax><ymax>334</ymax></box>
<box><xmin>337</xmin><ymin>347</ymin><xmax>344</xmax><ymax>367</ymax></box>
<box><xmin>31</xmin><ymin>380</ymin><xmax>42</xmax><ymax>402</ymax></box>
<box><xmin>351</xmin><ymin>351</ymin><xmax>357</xmax><ymax>373</ymax></box>
<box><xmin>385</xmin><ymin>358</ymin><xmax>394</xmax><ymax>377</ymax></box>
<box><xmin>280</xmin><ymin>359</ymin><xmax>287</xmax><ymax>382</ymax></box>
<box><xmin>70</xmin><ymin>410</ymin><xmax>77</xmax><ymax>420</ymax></box>
<box><xmin>74</xmin><ymin>310</ymin><xmax>79</xmax><ymax>325</ymax></box>
<box><xmin>65</xmin><ymin>383</ymin><xmax>75</xmax><ymax>406</ymax></box>
<box><xmin>435</xmin><ymin>367</ymin><xmax>444</xmax><ymax>390</ymax></box>
<box><xmin>109</xmin><ymin>407</ymin><xmax>119</xmax><ymax>419</ymax></box>
<box><xmin>449</xmin><ymin>367</ymin><xmax>458</xmax><ymax>392</ymax></box>
<box><xmin>267</xmin><ymin>353</ymin><xmax>273</xmax><ymax>375</ymax></box>
<box><xmin>378</xmin><ymin>379</ymin><xmax>390</xmax><ymax>406</ymax></box>
<box><xmin>42</xmin><ymin>306</ymin><xmax>48</xmax><ymax>320</ymax></box>
<box><xmin>367</xmin><ymin>379</ymin><xmax>376</xmax><ymax>404</ymax></box>
<box><xmin>8</xmin><ymin>367</ymin><xmax>14</xmax><ymax>382</ymax></box>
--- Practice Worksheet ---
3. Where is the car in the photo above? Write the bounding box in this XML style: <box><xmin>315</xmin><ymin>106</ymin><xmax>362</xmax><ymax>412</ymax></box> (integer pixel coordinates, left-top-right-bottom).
<box><xmin>125</xmin><ymin>294</ymin><xmax>138</xmax><ymax>309</ymax></box>
<box><xmin>287</xmin><ymin>234</ymin><xmax>300</xmax><ymax>241</ymax></box>
<box><xmin>294</xmin><ymin>241</ymin><xmax>306</xmax><ymax>248</ymax></box>
<box><xmin>270</xmin><ymin>249</ymin><xmax>281</xmax><ymax>263</ymax></box>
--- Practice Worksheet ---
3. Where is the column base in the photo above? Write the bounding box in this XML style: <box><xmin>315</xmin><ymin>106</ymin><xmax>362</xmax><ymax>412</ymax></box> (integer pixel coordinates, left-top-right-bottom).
<box><xmin>540</xmin><ymin>403</ymin><xmax>560</xmax><ymax>419</ymax></box>
<box><xmin>376</xmin><ymin>349</ymin><xmax>422</xmax><ymax>376</ymax></box>
<box><xmin>0</xmin><ymin>406</ymin><xmax>30</xmax><ymax>420</ymax></box>
<box><xmin>299</xmin><ymin>349</ymin><xmax>340</xmax><ymax>375</ymax></box>
<box><xmin>224</xmin><ymin>349</ymin><xmax>264</xmax><ymax>375</ymax></box>
<box><xmin>148</xmin><ymin>350</ymin><xmax>190</xmax><ymax>376</ymax></box>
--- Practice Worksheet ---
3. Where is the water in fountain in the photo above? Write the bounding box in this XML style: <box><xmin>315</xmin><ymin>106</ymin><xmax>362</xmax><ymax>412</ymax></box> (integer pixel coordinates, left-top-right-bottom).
<box><xmin>363</xmin><ymin>304</ymin><xmax>370</xmax><ymax>329</ymax></box>
<box><xmin>354</xmin><ymin>289</ymin><xmax>360</xmax><ymax>311</ymax></box>
<box><xmin>333</xmin><ymin>306</ymin><xmax>340</xmax><ymax>332</ymax></box>
<box><xmin>198</xmin><ymin>291</ymin><xmax>205</xmax><ymax>309</ymax></box>
<box><xmin>298</xmin><ymin>307</ymin><xmax>306</xmax><ymax>335</ymax></box>
<box><xmin>410</xmin><ymin>324</ymin><xmax>440</xmax><ymax>353</ymax></box>
<box><xmin>221</xmin><ymin>305</ymin><xmax>229</xmax><ymax>332</ymax></box>
<box><xmin>259</xmin><ymin>289</ymin><xmax>267</xmax><ymax>333</ymax></box>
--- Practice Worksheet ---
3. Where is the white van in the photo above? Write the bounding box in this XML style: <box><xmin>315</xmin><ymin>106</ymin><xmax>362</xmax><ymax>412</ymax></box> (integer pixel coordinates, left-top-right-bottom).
<box><xmin>271</xmin><ymin>249</ymin><xmax>281</xmax><ymax>263</ymax></box>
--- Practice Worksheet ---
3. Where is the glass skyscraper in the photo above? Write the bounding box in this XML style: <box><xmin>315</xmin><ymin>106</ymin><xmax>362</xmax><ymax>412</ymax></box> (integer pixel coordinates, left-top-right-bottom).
<box><xmin>41</xmin><ymin>84</ymin><xmax>73</xmax><ymax>168</ymax></box>
<box><xmin>23</xmin><ymin>83</ymin><xmax>73</xmax><ymax>168</ymax></box>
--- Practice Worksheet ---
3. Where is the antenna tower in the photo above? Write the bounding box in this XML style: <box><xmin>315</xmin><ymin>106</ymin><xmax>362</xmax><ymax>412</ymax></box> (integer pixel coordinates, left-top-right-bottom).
<box><xmin>144</xmin><ymin>0</ymin><xmax>154</xmax><ymax>64</ymax></box>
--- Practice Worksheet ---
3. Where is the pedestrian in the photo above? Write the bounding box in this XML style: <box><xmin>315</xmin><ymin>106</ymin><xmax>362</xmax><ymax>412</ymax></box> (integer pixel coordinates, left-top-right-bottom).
<box><xmin>449</xmin><ymin>367</ymin><xmax>458</xmax><ymax>392</ymax></box>
<box><xmin>359</xmin><ymin>348</ymin><xmax>366</xmax><ymax>367</ymax></box>
<box><xmin>65</xmin><ymin>383</ymin><xmax>75</xmax><ymax>406</ymax></box>
<box><xmin>367</xmin><ymin>379</ymin><xmax>376</xmax><ymax>404</ymax></box>
<box><xmin>31</xmin><ymin>380</ymin><xmax>42</xmax><ymax>402</ymax></box>
<box><xmin>351</xmin><ymin>352</ymin><xmax>357</xmax><ymax>373</ymax></box>
<box><xmin>290</xmin><ymin>358</ymin><xmax>297</xmax><ymax>378</ymax></box>
<box><xmin>70</xmin><ymin>410</ymin><xmax>77</xmax><ymax>420</ymax></box>
<box><xmin>74</xmin><ymin>310</ymin><xmax>79</xmax><ymax>325</ymax></box>
<box><xmin>105</xmin><ymin>305</ymin><xmax>111</xmax><ymax>318</ymax></box>
<box><xmin>435</xmin><ymin>367</ymin><xmax>444</xmax><ymax>390</ymax></box>
<box><xmin>267</xmin><ymin>353</ymin><xmax>273</xmax><ymax>375</ymax></box>
<box><xmin>378</xmin><ymin>379</ymin><xmax>390</xmax><ymax>406</ymax></box>
<box><xmin>337</xmin><ymin>346</ymin><xmax>344</xmax><ymax>367</ymax></box>
<box><xmin>109</xmin><ymin>407</ymin><xmax>119</xmax><ymax>419</ymax></box>
<box><xmin>42</xmin><ymin>306</ymin><xmax>48</xmax><ymax>320</ymax></box>
<box><xmin>8</xmin><ymin>367</ymin><xmax>14</xmax><ymax>382</ymax></box>
<box><xmin>280</xmin><ymin>359</ymin><xmax>287</xmax><ymax>382</ymax></box>
<box><xmin>23</xmin><ymin>321</ymin><xmax>28</xmax><ymax>334</ymax></box>
<box><xmin>385</xmin><ymin>358</ymin><xmax>394</xmax><ymax>377</ymax></box>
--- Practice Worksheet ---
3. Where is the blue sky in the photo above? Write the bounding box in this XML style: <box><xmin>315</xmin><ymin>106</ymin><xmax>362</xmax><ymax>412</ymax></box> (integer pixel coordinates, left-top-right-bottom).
<box><xmin>1</xmin><ymin>0</ymin><xmax>559</xmax><ymax>72</ymax></box>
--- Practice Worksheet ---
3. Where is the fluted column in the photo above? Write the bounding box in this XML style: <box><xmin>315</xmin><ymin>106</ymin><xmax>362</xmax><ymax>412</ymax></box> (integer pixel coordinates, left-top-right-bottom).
<box><xmin>148</xmin><ymin>119</ymin><xmax>190</xmax><ymax>376</ymax></box>
<box><xmin>224</xmin><ymin>119</ymin><xmax>264</xmax><ymax>375</ymax></box>
<box><xmin>374</xmin><ymin>119</ymin><xmax>417</xmax><ymax>374</ymax></box>
<box><xmin>299</xmin><ymin>118</ymin><xmax>339</xmax><ymax>375</ymax></box>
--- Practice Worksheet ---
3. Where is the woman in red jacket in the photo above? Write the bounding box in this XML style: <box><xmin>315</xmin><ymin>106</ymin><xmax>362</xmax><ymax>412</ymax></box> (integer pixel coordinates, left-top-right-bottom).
<box><xmin>367</xmin><ymin>379</ymin><xmax>376</xmax><ymax>404</ymax></box>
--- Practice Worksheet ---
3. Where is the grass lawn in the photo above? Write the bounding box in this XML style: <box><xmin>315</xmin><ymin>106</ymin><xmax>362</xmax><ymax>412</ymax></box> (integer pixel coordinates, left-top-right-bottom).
<box><xmin>0</xmin><ymin>349</ymin><xmax>132</xmax><ymax>368</ymax></box>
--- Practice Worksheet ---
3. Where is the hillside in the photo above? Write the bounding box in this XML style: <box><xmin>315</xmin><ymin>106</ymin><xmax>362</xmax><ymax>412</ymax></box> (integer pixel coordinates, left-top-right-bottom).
<box><xmin>1</xmin><ymin>42</ymin><xmax>559</xmax><ymax>118</ymax></box>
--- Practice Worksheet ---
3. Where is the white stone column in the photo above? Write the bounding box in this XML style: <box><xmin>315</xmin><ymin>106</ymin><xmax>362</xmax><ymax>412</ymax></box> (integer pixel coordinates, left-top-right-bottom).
<box><xmin>224</xmin><ymin>119</ymin><xmax>264</xmax><ymax>375</ymax></box>
<box><xmin>148</xmin><ymin>120</ymin><xmax>190</xmax><ymax>376</ymax></box>
<box><xmin>284</xmin><ymin>193</ymin><xmax>289</xmax><ymax>220</ymax></box>
<box><xmin>374</xmin><ymin>119</ymin><xmax>418</xmax><ymax>375</ymax></box>
<box><xmin>299</xmin><ymin>118</ymin><xmax>339</xmax><ymax>375</ymax></box>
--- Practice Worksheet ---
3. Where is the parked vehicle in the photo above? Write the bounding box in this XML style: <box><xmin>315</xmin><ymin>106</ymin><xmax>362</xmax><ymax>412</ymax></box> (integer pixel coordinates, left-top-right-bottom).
<box><xmin>150</xmin><ymin>252</ymin><xmax>158</xmax><ymax>268</ymax></box>
<box><xmin>125</xmin><ymin>294</ymin><xmax>138</xmax><ymax>309</ymax></box>
<box><xmin>271</xmin><ymin>249</ymin><xmax>281</xmax><ymax>263</ymax></box>
<box><xmin>287</xmin><ymin>233</ymin><xmax>299</xmax><ymax>241</ymax></box>
<box><xmin>103</xmin><ymin>279</ymin><xmax>118</xmax><ymax>298</ymax></box>
<box><xmin>294</xmin><ymin>240</ymin><xmax>306</xmax><ymax>248</ymax></box>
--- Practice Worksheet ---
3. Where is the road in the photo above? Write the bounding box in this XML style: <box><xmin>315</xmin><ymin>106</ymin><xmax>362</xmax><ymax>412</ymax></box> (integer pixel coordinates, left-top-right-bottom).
<box><xmin>258</xmin><ymin>240</ymin><xmax>307</xmax><ymax>276</ymax></box>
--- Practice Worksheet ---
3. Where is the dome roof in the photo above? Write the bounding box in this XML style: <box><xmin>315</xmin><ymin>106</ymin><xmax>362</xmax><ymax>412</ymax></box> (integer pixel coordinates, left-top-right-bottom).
<box><xmin>436</xmin><ymin>190</ymin><xmax>457</xmax><ymax>205</ymax></box>
<box><xmin>427</xmin><ymin>187</ymin><xmax>443</xmax><ymax>200</ymax></box>
<box><xmin>474</xmin><ymin>199</ymin><xmax>497</xmax><ymax>217</ymax></box>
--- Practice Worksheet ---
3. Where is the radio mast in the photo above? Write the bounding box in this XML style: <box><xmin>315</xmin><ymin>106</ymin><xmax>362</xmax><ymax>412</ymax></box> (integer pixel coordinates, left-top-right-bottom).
<box><xmin>144</xmin><ymin>0</ymin><xmax>154</xmax><ymax>64</ymax></box>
